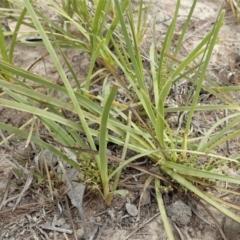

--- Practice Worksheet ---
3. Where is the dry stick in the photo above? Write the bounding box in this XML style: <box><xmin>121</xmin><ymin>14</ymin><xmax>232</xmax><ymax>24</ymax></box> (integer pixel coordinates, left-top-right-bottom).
<box><xmin>172</xmin><ymin>222</ymin><xmax>188</xmax><ymax>240</ymax></box>
<box><xmin>40</xmin><ymin>225</ymin><xmax>73</xmax><ymax>234</ymax></box>
<box><xmin>0</xmin><ymin>129</ymin><xmax>9</xmax><ymax>146</ymax></box>
<box><xmin>96</xmin><ymin>218</ymin><xmax>109</xmax><ymax>240</ymax></box>
<box><xmin>52</xmin><ymin>214</ymin><xmax>57</xmax><ymax>240</ymax></box>
<box><xmin>120</xmin><ymin>172</ymin><xmax>145</xmax><ymax>183</ymax></box>
<box><xmin>54</xmin><ymin>230</ymin><xmax>57</xmax><ymax>240</ymax></box>
<box><xmin>187</xmin><ymin>200</ymin><xmax>214</xmax><ymax>226</ymax></box>
<box><xmin>8</xmin><ymin>158</ymin><xmax>33</xmax><ymax>211</ymax></box>
<box><xmin>198</xmin><ymin>201</ymin><xmax>228</xmax><ymax>240</ymax></box>
<box><xmin>63</xmin><ymin>232</ymin><xmax>70</xmax><ymax>240</ymax></box>
<box><xmin>224</xmin><ymin>109</ymin><xmax>231</xmax><ymax>155</ymax></box>
<box><xmin>65</xmin><ymin>196</ymin><xmax>78</xmax><ymax>240</ymax></box>
<box><xmin>218</xmin><ymin>186</ymin><xmax>240</xmax><ymax>198</ymax></box>
<box><xmin>0</xmin><ymin>203</ymin><xmax>39</xmax><ymax>215</ymax></box>
<box><xmin>123</xmin><ymin>212</ymin><xmax>160</xmax><ymax>240</ymax></box>
<box><xmin>137</xmin><ymin>176</ymin><xmax>154</xmax><ymax>221</ymax></box>
<box><xmin>36</xmin><ymin>226</ymin><xmax>51</xmax><ymax>240</ymax></box>
<box><xmin>88</xmin><ymin>226</ymin><xmax>99</xmax><ymax>240</ymax></box>
<box><xmin>58</xmin><ymin>160</ymin><xmax>88</xmax><ymax>239</ymax></box>
<box><xmin>0</xmin><ymin>179</ymin><xmax>9</xmax><ymax>210</ymax></box>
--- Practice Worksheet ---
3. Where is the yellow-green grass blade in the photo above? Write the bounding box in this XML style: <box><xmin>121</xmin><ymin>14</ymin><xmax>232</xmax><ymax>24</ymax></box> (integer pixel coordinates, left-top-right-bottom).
<box><xmin>0</xmin><ymin>98</ymin><xmax>82</xmax><ymax>130</ymax></box>
<box><xmin>155</xmin><ymin>178</ymin><xmax>174</xmax><ymax>240</ymax></box>
<box><xmin>99</xmin><ymin>85</ymin><xmax>118</xmax><ymax>203</ymax></box>
<box><xmin>183</xmin><ymin>10</ymin><xmax>224</xmax><ymax>149</ymax></box>
<box><xmin>2</xmin><ymin>81</ymin><xmax>158</xmax><ymax>149</ymax></box>
<box><xmin>198</xmin><ymin>113</ymin><xmax>240</xmax><ymax>151</ymax></box>
<box><xmin>0</xmin><ymin>20</ymin><xmax>9</xmax><ymax>63</ymax></box>
<box><xmin>161</xmin><ymin>160</ymin><xmax>240</xmax><ymax>185</ymax></box>
<box><xmin>114</xmin><ymin>0</ymin><xmax>156</xmax><ymax>125</ymax></box>
<box><xmin>165</xmin><ymin>0</ymin><xmax>180</xmax><ymax>53</ymax></box>
<box><xmin>164</xmin><ymin>105</ymin><xmax>240</xmax><ymax>113</ymax></box>
<box><xmin>209</xmin><ymin>130</ymin><xmax>240</xmax><ymax>151</ymax></box>
<box><xmin>85</xmin><ymin>39</ymin><xmax>106</xmax><ymax>90</ymax></box>
<box><xmin>156</xmin><ymin>98</ymin><xmax>166</xmax><ymax>149</ymax></box>
<box><xmin>0</xmin><ymin>62</ymin><xmax>104</xmax><ymax>115</ymax></box>
<box><xmin>173</xmin><ymin>0</ymin><xmax>197</xmax><ymax>57</ymax></box>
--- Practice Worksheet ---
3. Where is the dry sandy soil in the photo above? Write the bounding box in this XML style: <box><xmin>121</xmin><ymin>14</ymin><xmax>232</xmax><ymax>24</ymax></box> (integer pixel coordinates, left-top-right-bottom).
<box><xmin>1</xmin><ymin>0</ymin><xmax>240</xmax><ymax>239</ymax></box>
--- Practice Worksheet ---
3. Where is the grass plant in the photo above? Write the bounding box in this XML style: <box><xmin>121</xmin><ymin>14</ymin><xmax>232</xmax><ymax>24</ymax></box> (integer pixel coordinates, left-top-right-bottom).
<box><xmin>1</xmin><ymin>0</ymin><xmax>240</xmax><ymax>238</ymax></box>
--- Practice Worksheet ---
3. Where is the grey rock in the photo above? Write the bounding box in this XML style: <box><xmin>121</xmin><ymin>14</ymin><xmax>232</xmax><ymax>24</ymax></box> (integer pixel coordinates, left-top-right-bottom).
<box><xmin>125</xmin><ymin>198</ymin><xmax>138</xmax><ymax>217</ymax></box>
<box><xmin>166</xmin><ymin>200</ymin><xmax>192</xmax><ymax>226</ymax></box>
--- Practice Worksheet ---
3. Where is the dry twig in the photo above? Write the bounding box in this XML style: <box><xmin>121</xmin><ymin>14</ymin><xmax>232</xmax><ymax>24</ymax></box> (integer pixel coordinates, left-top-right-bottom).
<box><xmin>58</xmin><ymin>160</ymin><xmax>88</xmax><ymax>239</ymax></box>
<box><xmin>40</xmin><ymin>225</ymin><xmax>73</xmax><ymax>234</ymax></box>
<box><xmin>123</xmin><ymin>212</ymin><xmax>160</xmax><ymax>240</ymax></box>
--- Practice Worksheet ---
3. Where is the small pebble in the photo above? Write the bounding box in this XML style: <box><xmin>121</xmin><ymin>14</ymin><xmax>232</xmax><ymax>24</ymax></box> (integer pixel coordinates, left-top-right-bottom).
<box><xmin>48</xmin><ymin>232</ymin><xmax>54</xmax><ymax>238</ymax></box>
<box><xmin>198</xmin><ymin>223</ymin><xmax>204</xmax><ymax>230</ymax></box>
<box><xmin>166</xmin><ymin>200</ymin><xmax>192</xmax><ymax>226</ymax></box>
<box><xmin>57</xmin><ymin>218</ymin><xmax>65</xmax><ymax>226</ymax></box>
<box><xmin>126</xmin><ymin>202</ymin><xmax>138</xmax><ymax>217</ymax></box>
<box><xmin>38</xmin><ymin>196</ymin><xmax>45</xmax><ymax>205</ymax></box>
<box><xmin>196</xmin><ymin>230</ymin><xmax>201</xmax><ymax>237</ymax></box>
<box><xmin>188</xmin><ymin>227</ymin><xmax>195</xmax><ymax>238</ymax></box>
<box><xmin>96</xmin><ymin>216</ymin><xmax>102</xmax><ymax>222</ymax></box>
<box><xmin>140</xmin><ymin>189</ymin><xmax>151</xmax><ymax>206</ymax></box>
<box><xmin>7</xmin><ymin>203</ymin><xmax>14</xmax><ymax>208</ymax></box>
<box><xmin>76</xmin><ymin>228</ymin><xmax>84</xmax><ymax>238</ymax></box>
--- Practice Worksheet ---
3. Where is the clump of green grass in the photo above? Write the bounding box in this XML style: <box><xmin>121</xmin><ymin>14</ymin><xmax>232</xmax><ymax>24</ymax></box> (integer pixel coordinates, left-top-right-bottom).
<box><xmin>1</xmin><ymin>0</ymin><xmax>240</xmax><ymax>238</ymax></box>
